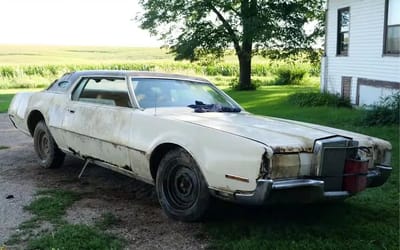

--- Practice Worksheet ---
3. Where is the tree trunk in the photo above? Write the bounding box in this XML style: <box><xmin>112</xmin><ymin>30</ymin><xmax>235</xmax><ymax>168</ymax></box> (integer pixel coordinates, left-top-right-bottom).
<box><xmin>238</xmin><ymin>53</ymin><xmax>252</xmax><ymax>90</ymax></box>
<box><xmin>237</xmin><ymin>0</ymin><xmax>255</xmax><ymax>90</ymax></box>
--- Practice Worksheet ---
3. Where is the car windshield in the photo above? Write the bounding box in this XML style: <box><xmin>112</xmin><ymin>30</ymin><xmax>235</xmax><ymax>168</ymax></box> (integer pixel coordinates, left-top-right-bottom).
<box><xmin>131</xmin><ymin>78</ymin><xmax>241</xmax><ymax>112</ymax></box>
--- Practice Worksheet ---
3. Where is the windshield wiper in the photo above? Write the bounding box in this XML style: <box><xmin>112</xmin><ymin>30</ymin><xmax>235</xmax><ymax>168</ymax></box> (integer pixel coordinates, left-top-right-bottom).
<box><xmin>188</xmin><ymin>100</ymin><xmax>241</xmax><ymax>113</ymax></box>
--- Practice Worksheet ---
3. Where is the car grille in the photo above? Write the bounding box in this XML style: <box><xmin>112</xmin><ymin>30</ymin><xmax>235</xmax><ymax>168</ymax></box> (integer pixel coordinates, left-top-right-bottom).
<box><xmin>313</xmin><ymin>136</ymin><xmax>359</xmax><ymax>191</ymax></box>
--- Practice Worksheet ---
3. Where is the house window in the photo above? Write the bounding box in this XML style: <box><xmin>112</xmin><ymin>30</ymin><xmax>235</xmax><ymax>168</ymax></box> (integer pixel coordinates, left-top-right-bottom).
<box><xmin>337</xmin><ymin>7</ymin><xmax>350</xmax><ymax>56</ymax></box>
<box><xmin>384</xmin><ymin>0</ymin><xmax>400</xmax><ymax>54</ymax></box>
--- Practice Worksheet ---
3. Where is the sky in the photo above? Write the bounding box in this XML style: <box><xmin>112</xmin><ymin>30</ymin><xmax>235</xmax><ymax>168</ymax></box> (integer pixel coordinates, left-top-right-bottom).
<box><xmin>0</xmin><ymin>0</ymin><xmax>161</xmax><ymax>46</ymax></box>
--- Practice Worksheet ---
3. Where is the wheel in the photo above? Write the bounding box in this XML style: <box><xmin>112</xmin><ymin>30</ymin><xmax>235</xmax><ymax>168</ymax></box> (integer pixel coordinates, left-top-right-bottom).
<box><xmin>156</xmin><ymin>148</ymin><xmax>210</xmax><ymax>222</ymax></box>
<box><xmin>33</xmin><ymin>120</ymin><xmax>65</xmax><ymax>169</ymax></box>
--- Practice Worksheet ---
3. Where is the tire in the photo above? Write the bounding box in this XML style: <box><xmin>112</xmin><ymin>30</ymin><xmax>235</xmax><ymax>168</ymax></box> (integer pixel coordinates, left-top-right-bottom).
<box><xmin>156</xmin><ymin>148</ymin><xmax>210</xmax><ymax>222</ymax></box>
<box><xmin>33</xmin><ymin>120</ymin><xmax>65</xmax><ymax>169</ymax></box>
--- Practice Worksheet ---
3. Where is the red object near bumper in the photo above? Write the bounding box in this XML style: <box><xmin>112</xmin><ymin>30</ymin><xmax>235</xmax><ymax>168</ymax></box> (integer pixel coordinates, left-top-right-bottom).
<box><xmin>343</xmin><ymin>159</ymin><xmax>368</xmax><ymax>193</ymax></box>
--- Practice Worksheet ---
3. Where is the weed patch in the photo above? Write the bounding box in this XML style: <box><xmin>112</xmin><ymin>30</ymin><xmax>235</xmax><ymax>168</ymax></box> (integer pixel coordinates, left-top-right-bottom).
<box><xmin>24</xmin><ymin>189</ymin><xmax>80</xmax><ymax>223</ymax></box>
<box><xmin>289</xmin><ymin>92</ymin><xmax>352</xmax><ymax>108</ymax></box>
<box><xmin>5</xmin><ymin>189</ymin><xmax>125</xmax><ymax>249</ymax></box>
<box><xmin>360</xmin><ymin>92</ymin><xmax>399</xmax><ymax>126</ymax></box>
<box><xmin>27</xmin><ymin>224</ymin><xmax>124</xmax><ymax>250</ymax></box>
<box><xmin>273</xmin><ymin>64</ymin><xmax>308</xmax><ymax>85</ymax></box>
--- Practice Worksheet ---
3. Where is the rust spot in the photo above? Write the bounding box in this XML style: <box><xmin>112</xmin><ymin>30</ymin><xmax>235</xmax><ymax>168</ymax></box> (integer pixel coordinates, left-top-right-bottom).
<box><xmin>272</xmin><ymin>146</ymin><xmax>313</xmax><ymax>153</ymax></box>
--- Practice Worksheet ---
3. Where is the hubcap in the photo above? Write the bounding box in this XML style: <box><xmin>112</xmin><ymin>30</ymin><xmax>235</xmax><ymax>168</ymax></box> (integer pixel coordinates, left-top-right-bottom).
<box><xmin>164</xmin><ymin>164</ymin><xmax>199</xmax><ymax>210</ymax></box>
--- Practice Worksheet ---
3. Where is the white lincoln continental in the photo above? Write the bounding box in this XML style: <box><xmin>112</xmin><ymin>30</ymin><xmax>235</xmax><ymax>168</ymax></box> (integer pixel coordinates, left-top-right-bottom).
<box><xmin>8</xmin><ymin>71</ymin><xmax>392</xmax><ymax>221</ymax></box>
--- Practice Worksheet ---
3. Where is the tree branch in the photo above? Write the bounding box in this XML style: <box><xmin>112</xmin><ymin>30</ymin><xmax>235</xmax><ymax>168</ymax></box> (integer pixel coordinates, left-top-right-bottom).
<box><xmin>208</xmin><ymin>4</ymin><xmax>241</xmax><ymax>54</ymax></box>
<box><xmin>228</xmin><ymin>6</ymin><xmax>240</xmax><ymax>17</ymax></box>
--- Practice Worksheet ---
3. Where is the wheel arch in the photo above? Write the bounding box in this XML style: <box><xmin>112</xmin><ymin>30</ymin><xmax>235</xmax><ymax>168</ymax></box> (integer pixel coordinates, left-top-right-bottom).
<box><xmin>149</xmin><ymin>143</ymin><xmax>184</xmax><ymax>181</ymax></box>
<box><xmin>27</xmin><ymin>110</ymin><xmax>45</xmax><ymax>136</ymax></box>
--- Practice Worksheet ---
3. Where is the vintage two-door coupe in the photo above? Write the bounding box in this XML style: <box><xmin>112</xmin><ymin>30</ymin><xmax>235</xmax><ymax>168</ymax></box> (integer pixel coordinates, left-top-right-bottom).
<box><xmin>8</xmin><ymin>70</ymin><xmax>392</xmax><ymax>221</ymax></box>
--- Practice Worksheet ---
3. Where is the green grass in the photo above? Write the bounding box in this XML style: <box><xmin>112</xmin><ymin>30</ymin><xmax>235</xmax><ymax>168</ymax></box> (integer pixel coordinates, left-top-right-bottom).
<box><xmin>6</xmin><ymin>189</ymin><xmax>125</xmax><ymax>249</ymax></box>
<box><xmin>0</xmin><ymin>146</ymin><xmax>9</xmax><ymax>150</ymax></box>
<box><xmin>27</xmin><ymin>224</ymin><xmax>124</xmax><ymax>250</ymax></box>
<box><xmin>24</xmin><ymin>189</ymin><xmax>81</xmax><ymax>223</ymax></box>
<box><xmin>207</xmin><ymin>86</ymin><xmax>399</xmax><ymax>250</ymax></box>
<box><xmin>0</xmin><ymin>93</ymin><xmax>13</xmax><ymax>113</ymax></box>
<box><xmin>5</xmin><ymin>189</ymin><xmax>81</xmax><ymax>246</ymax></box>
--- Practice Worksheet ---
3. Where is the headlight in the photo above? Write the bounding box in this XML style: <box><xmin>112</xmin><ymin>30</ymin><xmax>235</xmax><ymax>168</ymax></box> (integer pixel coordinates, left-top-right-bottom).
<box><xmin>271</xmin><ymin>154</ymin><xmax>300</xmax><ymax>179</ymax></box>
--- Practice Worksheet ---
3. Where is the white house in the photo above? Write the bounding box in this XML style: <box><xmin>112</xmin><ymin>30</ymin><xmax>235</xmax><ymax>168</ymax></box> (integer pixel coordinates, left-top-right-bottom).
<box><xmin>321</xmin><ymin>0</ymin><xmax>400</xmax><ymax>106</ymax></box>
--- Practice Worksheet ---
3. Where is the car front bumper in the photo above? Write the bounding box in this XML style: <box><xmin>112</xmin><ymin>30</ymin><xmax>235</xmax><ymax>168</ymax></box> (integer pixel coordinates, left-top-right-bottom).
<box><xmin>234</xmin><ymin>165</ymin><xmax>392</xmax><ymax>205</ymax></box>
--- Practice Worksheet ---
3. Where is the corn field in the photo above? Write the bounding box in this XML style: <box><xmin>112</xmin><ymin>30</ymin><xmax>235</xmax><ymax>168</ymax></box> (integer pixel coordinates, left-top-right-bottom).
<box><xmin>0</xmin><ymin>61</ymin><xmax>319</xmax><ymax>89</ymax></box>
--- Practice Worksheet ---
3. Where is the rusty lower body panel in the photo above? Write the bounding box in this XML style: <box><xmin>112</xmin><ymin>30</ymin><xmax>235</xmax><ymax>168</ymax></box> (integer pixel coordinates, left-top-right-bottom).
<box><xmin>233</xmin><ymin>165</ymin><xmax>392</xmax><ymax>205</ymax></box>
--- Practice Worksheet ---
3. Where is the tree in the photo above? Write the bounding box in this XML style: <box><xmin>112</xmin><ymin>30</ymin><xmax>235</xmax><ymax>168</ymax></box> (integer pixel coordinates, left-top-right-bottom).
<box><xmin>138</xmin><ymin>0</ymin><xmax>325</xmax><ymax>90</ymax></box>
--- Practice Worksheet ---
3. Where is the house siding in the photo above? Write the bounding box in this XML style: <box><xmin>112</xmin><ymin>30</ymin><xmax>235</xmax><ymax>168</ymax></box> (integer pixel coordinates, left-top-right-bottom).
<box><xmin>322</xmin><ymin>0</ymin><xmax>400</xmax><ymax>105</ymax></box>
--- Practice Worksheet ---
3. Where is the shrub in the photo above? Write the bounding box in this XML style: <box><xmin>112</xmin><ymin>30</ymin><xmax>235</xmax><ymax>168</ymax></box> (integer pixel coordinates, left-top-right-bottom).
<box><xmin>289</xmin><ymin>92</ymin><xmax>352</xmax><ymax>108</ymax></box>
<box><xmin>229</xmin><ymin>78</ymin><xmax>259</xmax><ymax>90</ymax></box>
<box><xmin>361</xmin><ymin>92</ymin><xmax>400</xmax><ymax>126</ymax></box>
<box><xmin>274</xmin><ymin>65</ymin><xmax>308</xmax><ymax>85</ymax></box>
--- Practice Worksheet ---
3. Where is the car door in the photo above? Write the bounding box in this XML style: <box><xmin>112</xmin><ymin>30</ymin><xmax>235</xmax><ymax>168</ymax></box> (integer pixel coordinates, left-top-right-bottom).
<box><xmin>61</xmin><ymin>75</ymin><xmax>134</xmax><ymax>168</ymax></box>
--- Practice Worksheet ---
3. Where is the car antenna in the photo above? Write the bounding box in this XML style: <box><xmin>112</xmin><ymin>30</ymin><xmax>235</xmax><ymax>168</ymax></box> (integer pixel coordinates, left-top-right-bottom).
<box><xmin>154</xmin><ymin>90</ymin><xmax>157</xmax><ymax>116</ymax></box>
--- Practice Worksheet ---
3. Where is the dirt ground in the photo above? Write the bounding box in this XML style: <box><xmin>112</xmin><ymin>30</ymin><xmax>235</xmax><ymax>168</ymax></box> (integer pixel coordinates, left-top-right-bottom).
<box><xmin>0</xmin><ymin>113</ymin><xmax>208</xmax><ymax>249</ymax></box>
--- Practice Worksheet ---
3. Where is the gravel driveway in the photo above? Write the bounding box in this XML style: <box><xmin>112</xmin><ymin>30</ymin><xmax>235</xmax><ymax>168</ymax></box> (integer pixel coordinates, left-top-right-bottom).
<box><xmin>0</xmin><ymin>113</ymin><xmax>207</xmax><ymax>249</ymax></box>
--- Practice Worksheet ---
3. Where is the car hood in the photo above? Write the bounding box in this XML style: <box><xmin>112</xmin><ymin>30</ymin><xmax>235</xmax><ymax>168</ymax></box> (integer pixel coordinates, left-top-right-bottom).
<box><xmin>156</xmin><ymin>109</ymin><xmax>390</xmax><ymax>153</ymax></box>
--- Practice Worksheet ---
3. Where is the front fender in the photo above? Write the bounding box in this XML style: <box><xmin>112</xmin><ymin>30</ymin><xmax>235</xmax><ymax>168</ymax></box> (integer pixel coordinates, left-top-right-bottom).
<box><xmin>142</xmin><ymin>117</ymin><xmax>268</xmax><ymax>192</ymax></box>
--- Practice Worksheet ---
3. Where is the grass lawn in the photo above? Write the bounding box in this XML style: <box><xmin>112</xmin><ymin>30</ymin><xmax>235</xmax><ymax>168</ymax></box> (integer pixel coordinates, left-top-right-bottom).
<box><xmin>1</xmin><ymin>85</ymin><xmax>398</xmax><ymax>249</ymax></box>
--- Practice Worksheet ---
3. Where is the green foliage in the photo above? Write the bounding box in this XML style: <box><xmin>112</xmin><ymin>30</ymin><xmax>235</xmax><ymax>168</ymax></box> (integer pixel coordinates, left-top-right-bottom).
<box><xmin>0</xmin><ymin>60</ymin><xmax>318</xmax><ymax>89</ymax></box>
<box><xmin>230</xmin><ymin>78</ymin><xmax>260</xmax><ymax>90</ymax></box>
<box><xmin>27</xmin><ymin>224</ymin><xmax>124</xmax><ymax>250</ymax></box>
<box><xmin>24</xmin><ymin>189</ymin><xmax>80</xmax><ymax>222</ymax></box>
<box><xmin>274</xmin><ymin>65</ymin><xmax>309</xmax><ymax>85</ymax></box>
<box><xmin>289</xmin><ymin>92</ymin><xmax>352</xmax><ymax>108</ymax></box>
<box><xmin>361</xmin><ymin>92</ymin><xmax>400</xmax><ymax>126</ymax></box>
<box><xmin>0</xmin><ymin>66</ymin><xmax>16</xmax><ymax>77</ymax></box>
<box><xmin>138</xmin><ymin>0</ymin><xmax>324</xmax><ymax>89</ymax></box>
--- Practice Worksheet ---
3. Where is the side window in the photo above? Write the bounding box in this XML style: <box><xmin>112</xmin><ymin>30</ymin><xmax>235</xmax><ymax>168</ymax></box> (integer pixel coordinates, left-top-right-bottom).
<box><xmin>72</xmin><ymin>77</ymin><xmax>132</xmax><ymax>108</ymax></box>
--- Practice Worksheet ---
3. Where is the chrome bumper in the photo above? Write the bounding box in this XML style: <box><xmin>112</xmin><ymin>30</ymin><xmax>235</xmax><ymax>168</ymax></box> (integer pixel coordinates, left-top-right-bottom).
<box><xmin>235</xmin><ymin>165</ymin><xmax>392</xmax><ymax>205</ymax></box>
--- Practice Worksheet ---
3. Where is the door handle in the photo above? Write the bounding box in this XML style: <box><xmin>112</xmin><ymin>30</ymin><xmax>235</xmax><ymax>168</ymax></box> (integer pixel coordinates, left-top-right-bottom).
<box><xmin>67</xmin><ymin>109</ymin><xmax>75</xmax><ymax>114</ymax></box>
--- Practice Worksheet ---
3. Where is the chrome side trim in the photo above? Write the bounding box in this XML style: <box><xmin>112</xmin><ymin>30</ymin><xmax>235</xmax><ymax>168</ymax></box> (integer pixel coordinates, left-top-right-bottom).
<box><xmin>272</xmin><ymin>179</ymin><xmax>324</xmax><ymax>190</ymax></box>
<box><xmin>324</xmin><ymin>191</ymin><xmax>350</xmax><ymax>200</ymax></box>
